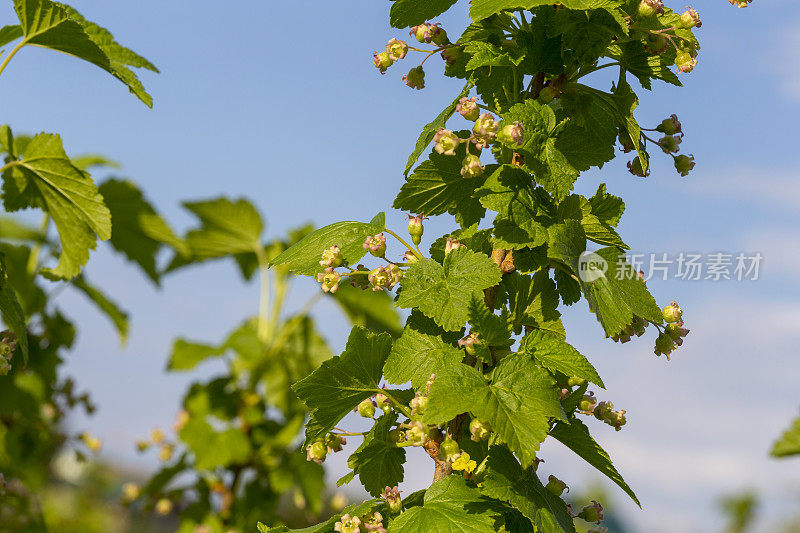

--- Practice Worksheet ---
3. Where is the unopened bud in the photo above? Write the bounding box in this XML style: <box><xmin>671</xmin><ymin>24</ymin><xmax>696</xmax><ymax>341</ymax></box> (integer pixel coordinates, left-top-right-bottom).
<box><xmin>325</xmin><ymin>433</ymin><xmax>346</xmax><ymax>453</ymax></box>
<box><xmin>121</xmin><ymin>482</ymin><xmax>140</xmax><ymax>503</ymax></box>
<box><xmin>445</xmin><ymin>237</ymin><xmax>464</xmax><ymax>254</ymax></box>
<box><xmin>662</xmin><ymin>301</ymin><xmax>683</xmax><ymax>323</ymax></box>
<box><xmin>410</xmin><ymin>394</ymin><xmax>428</xmax><ymax>416</ymax></box>
<box><xmin>373</xmin><ymin>51</ymin><xmax>393</xmax><ymax>74</ymax></box>
<box><xmin>306</xmin><ymin>440</ymin><xmax>328</xmax><ymax>464</ymax></box>
<box><xmin>645</xmin><ymin>33</ymin><xmax>668</xmax><ymax>55</ymax></box>
<box><xmin>409</xmin><ymin>24</ymin><xmax>429</xmax><ymax>43</ymax></box>
<box><xmin>469</xmin><ymin>419</ymin><xmax>492</xmax><ymax>442</ymax></box>
<box><xmin>675</xmin><ymin>50</ymin><xmax>697</xmax><ymax>73</ymax></box>
<box><xmin>674</xmin><ymin>154</ymin><xmax>695</xmax><ymax>176</ymax></box>
<box><xmin>407</xmin><ymin>214</ymin><xmax>426</xmax><ymax>246</ymax></box>
<box><xmin>627</xmin><ymin>156</ymin><xmax>649</xmax><ymax>177</ymax></box>
<box><xmin>655</xmin><ymin>114</ymin><xmax>682</xmax><ymax>135</ymax></box>
<box><xmin>439</xmin><ymin>436</ymin><xmax>460</xmax><ymax>461</ymax></box>
<box><xmin>461</xmin><ymin>153</ymin><xmax>484</xmax><ymax>179</ymax></box>
<box><xmin>637</xmin><ymin>0</ymin><xmax>664</xmax><ymax>17</ymax></box>
<box><xmin>577</xmin><ymin>500</ymin><xmax>604</xmax><ymax>524</ymax></box>
<box><xmin>375</xmin><ymin>393</ymin><xmax>390</xmax><ymax>412</ymax></box>
<box><xmin>679</xmin><ymin>7</ymin><xmax>701</xmax><ymax>28</ymax></box>
<box><xmin>658</xmin><ymin>135</ymin><xmax>682</xmax><ymax>154</ymax></box>
<box><xmin>357</xmin><ymin>398</ymin><xmax>376</xmax><ymax>418</ymax></box>
<box><xmin>497</xmin><ymin>121</ymin><xmax>524</xmax><ymax>147</ymax></box>
<box><xmin>538</xmin><ymin>86</ymin><xmax>559</xmax><ymax>103</ymax></box>
<box><xmin>381</xmin><ymin>486</ymin><xmax>403</xmax><ymax>513</ymax></box>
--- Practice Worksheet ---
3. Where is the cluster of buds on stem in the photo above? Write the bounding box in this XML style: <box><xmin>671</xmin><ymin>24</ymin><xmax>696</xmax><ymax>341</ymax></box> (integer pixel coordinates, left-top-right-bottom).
<box><xmin>630</xmin><ymin>114</ymin><xmax>695</xmax><ymax>178</ymax></box>
<box><xmin>728</xmin><ymin>0</ymin><xmax>752</xmax><ymax>7</ymax></box>
<box><xmin>306</xmin><ymin>432</ymin><xmax>347</xmax><ymax>465</ymax></box>
<box><xmin>469</xmin><ymin>418</ymin><xmax>492</xmax><ymax>442</ymax></box>
<box><xmin>374</xmin><ymin>22</ymin><xmax>460</xmax><ymax>89</ymax></box>
<box><xmin>577</xmin><ymin>393</ymin><xmax>627</xmax><ymax>431</ymax></box>
<box><xmin>0</xmin><ymin>330</ymin><xmax>17</xmax><ymax>376</ymax></box>
<box><xmin>611</xmin><ymin>315</ymin><xmax>648</xmax><ymax>343</ymax></box>
<box><xmin>655</xmin><ymin>301</ymin><xmax>689</xmax><ymax>359</ymax></box>
<box><xmin>431</xmin><ymin>100</ymin><xmax>527</xmax><ymax>180</ymax></box>
<box><xmin>594</xmin><ymin>401</ymin><xmax>627</xmax><ymax>431</ymax></box>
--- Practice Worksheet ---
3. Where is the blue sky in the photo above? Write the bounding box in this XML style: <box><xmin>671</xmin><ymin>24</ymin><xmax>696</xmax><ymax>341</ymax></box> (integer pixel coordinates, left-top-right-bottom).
<box><xmin>2</xmin><ymin>1</ymin><xmax>799</xmax><ymax>531</ymax></box>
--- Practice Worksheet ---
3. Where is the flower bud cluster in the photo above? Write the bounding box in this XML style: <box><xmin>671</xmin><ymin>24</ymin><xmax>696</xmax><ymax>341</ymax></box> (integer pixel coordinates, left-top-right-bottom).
<box><xmin>576</xmin><ymin>392</ymin><xmax>627</xmax><ymax>431</ymax></box>
<box><xmin>728</xmin><ymin>0</ymin><xmax>752</xmax><ymax>7</ymax></box>
<box><xmin>655</xmin><ymin>301</ymin><xmax>689</xmax><ymax>359</ymax></box>
<box><xmin>611</xmin><ymin>315</ymin><xmax>648</xmax><ymax>343</ymax></box>
<box><xmin>374</xmin><ymin>22</ymin><xmax>459</xmax><ymax>89</ymax></box>
<box><xmin>315</xmin><ymin>234</ymin><xmax>409</xmax><ymax>294</ymax></box>
<box><xmin>432</xmin><ymin>104</ymin><xmax>526</xmax><ymax>180</ymax></box>
<box><xmin>629</xmin><ymin>114</ymin><xmax>695</xmax><ymax>178</ymax></box>
<box><xmin>594</xmin><ymin>401</ymin><xmax>627</xmax><ymax>431</ymax></box>
<box><xmin>306</xmin><ymin>432</ymin><xmax>347</xmax><ymax>465</ymax></box>
<box><xmin>0</xmin><ymin>331</ymin><xmax>17</xmax><ymax>375</ymax></box>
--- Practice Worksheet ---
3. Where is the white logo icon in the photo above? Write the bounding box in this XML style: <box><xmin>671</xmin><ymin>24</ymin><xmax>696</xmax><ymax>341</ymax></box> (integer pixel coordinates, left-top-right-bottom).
<box><xmin>578</xmin><ymin>251</ymin><xmax>608</xmax><ymax>282</ymax></box>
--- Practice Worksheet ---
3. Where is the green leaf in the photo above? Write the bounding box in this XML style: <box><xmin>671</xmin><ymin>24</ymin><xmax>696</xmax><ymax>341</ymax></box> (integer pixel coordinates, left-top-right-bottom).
<box><xmin>608</xmin><ymin>41</ymin><xmax>681</xmax><ymax>90</ymax></box>
<box><xmin>499</xmin><ymin>271</ymin><xmax>563</xmax><ymax>337</ymax></box>
<box><xmin>481</xmin><ymin>445</ymin><xmax>576</xmax><ymax>533</ymax></box>
<box><xmin>588</xmin><ymin>184</ymin><xmax>624</xmax><ymax>227</ymax></box>
<box><xmin>424</xmin><ymin>354</ymin><xmax>564</xmax><ymax>467</ymax></box>
<box><xmin>0</xmin><ymin>25</ymin><xmax>23</xmax><ymax>47</ymax></box>
<box><xmin>394</xmin><ymin>148</ymin><xmax>486</xmax><ymax>227</ymax></box>
<box><xmin>464</xmin><ymin>41</ymin><xmax>526</xmax><ymax>70</ymax></box>
<box><xmin>581</xmin><ymin>247</ymin><xmax>662</xmax><ymax>337</ymax></box>
<box><xmin>396</xmin><ymin>247</ymin><xmax>502</xmax><ymax>331</ymax></box>
<box><xmin>384</xmin><ymin>311</ymin><xmax>464</xmax><ymax>389</ymax></box>
<box><xmin>389</xmin><ymin>476</ymin><xmax>499</xmax><ymax>533</ymax></box>
<box><xmin>550</xmin><ymin>418</ymin><xmax>640</xmax><ymax>506</ymax></box>
<box><xmin>71</xmin><ymin>275</ymin><xmax>129</xmax><ymax>344</ymax></box>
<box><xmin>178</xmin><ymin>419</ymin><xmax>251</xmax><ymax>470</ymax></box>
<box><xmin>344</xmin><ymin>412</ymin><xmax>405</xmax><ymax>496</ymax></box>
<box><xmin>389</xmin><ymin>0</ymin><xmax>459</xmax><ymax>28</ymax></box>
<box><xmin>98</xmin><ymin>179</ymin><xmax>185</xmax><ymax>284</ymax></box>
<box><xmin>182</xmin><ymin>197</ymin><xmax>263</xmax><ymax>258</ymax></box>
<box><xmin>270</xmin><ymin>213</ymin><xmax>385</xmax><ymax>277</ymax></box>
<box><xmin>467</xmin><ymin>295</ymin><xmax>513</xmax><ymax>349</ymax></box>
<box><xmin>0</xmin><ymin>256</ymin><xmax>28</xmax><ymax>360</ymax></box>
<box><xmin>330</xmin><ymin>283</ymin><xmax>403</xmax><ymax>338</ymax></box>
<box><xmin>520</xmin><ymin>330</ymin><xmax>604</xmax><ymax>387</ymax></box>
<box><xmin>167</xmin><ymin>339</ymin><xmax>222</xmax><ymax>371</ymax></box>
<box><xmin>259</xmin><ymin>500</ymin><xmax>385</xmax><ymax>533</ymax></box>
<box><xmin>292</xmin><ymin>326</ymin><xmax>392</xmax><ymax>444</ymax></box>
<box><xmin>499</xmin><ymin>100</ymin><xmax>578</xmax><ymax>200</ymax></box>
<box><xmin>771</xmin><ymin>412</ymin><xmax>800</xmax><ymax>458</ymax></box>
<box><xmin>13</xmin><ymin>0</ymin><xmax>156</xmax><ymax>106</ymax></box>
<box><xmin>405</xmin><ymin>83</ymin><xmax>472</xmax><ymax>177</ymax></box>
<box><xmin>476</xmin><ymin>165</ymin><xmax>547</xmax><ymax>250</ymax></box>
<box><xmin>2</xmin><ymin>132</ymin><xmax>111</xmax><ymax>279</ymax></box>
<box><xmin>470</xmin><ymin>0</ymin><xmax>623</xmax><ymax>21</ymax></box>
